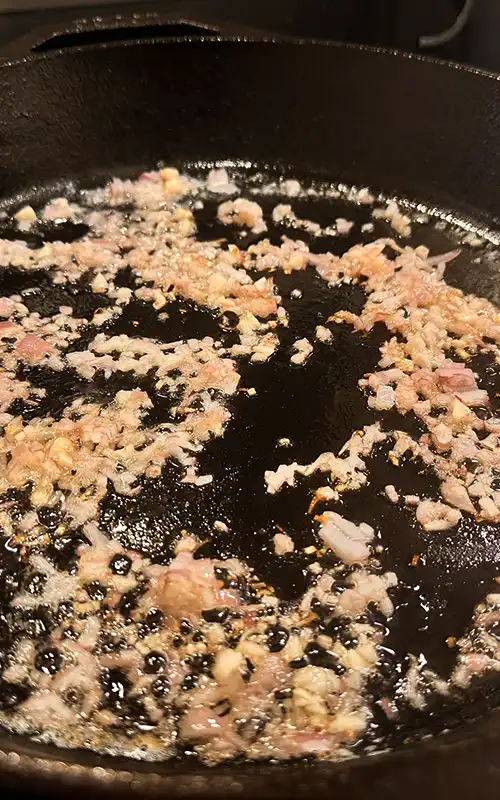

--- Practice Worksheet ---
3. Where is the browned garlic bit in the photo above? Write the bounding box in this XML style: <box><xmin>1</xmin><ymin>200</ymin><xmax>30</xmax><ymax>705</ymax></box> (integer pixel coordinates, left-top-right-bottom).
<box><xmin>273</xmin><ymin>532</ymin><xmax>295</xmax><ymax>555</ymax></box>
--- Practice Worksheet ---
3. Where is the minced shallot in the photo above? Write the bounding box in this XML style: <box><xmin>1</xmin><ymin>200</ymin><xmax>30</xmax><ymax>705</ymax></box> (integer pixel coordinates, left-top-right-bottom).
<box><xmin>317</xmin><ymin>512</ymin><xmax>374</xmax><ymax>565</ymax></box>
<box><xmin>0</xmin><ymin>166</ymin><xmax>498</xmax><ymax>766</ymax></box>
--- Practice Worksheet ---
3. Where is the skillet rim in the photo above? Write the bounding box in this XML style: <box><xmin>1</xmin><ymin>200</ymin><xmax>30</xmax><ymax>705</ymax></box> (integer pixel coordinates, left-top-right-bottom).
<box><xmin>0</xmin><ymin>34</ymin><xmax>499</xmax><ymax>84</ymax></box>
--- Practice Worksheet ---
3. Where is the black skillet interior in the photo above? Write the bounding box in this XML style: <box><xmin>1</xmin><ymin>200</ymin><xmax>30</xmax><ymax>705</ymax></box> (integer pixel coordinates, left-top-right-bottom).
<box><xmin>1</xmin><ymin>38</ymin><xmax>500</xmax><ymax>797</ymax></box>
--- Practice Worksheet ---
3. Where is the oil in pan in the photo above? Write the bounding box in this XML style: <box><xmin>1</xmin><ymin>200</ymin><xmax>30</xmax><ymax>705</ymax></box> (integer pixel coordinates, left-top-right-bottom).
<box><xmin>0</xmin><ymin>164</ymin><xmax>498</xmax><ymax>763</ymax></box>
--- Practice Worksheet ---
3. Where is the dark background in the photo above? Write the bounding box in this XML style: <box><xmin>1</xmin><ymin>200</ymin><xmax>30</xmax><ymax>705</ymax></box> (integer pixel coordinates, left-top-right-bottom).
<box><xmin>0</xmin><ymin>0</ymin><xmax>498</xmax><ymax>70</ymax></box>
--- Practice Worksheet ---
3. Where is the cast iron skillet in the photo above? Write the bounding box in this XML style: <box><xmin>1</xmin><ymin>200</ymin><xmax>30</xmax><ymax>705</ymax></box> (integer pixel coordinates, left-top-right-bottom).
<box><xmin>1</xmin><ymin>18</ymin><xmax>500</xmax><ymax>799</ymax></box>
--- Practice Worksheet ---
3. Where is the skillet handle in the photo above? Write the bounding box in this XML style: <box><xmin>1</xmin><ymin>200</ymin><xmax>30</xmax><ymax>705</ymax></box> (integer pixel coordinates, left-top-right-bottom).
<box><xmin>0</xmin><ymin>10</ymin><xmax>267</xmax><ymax>62</ymax></box>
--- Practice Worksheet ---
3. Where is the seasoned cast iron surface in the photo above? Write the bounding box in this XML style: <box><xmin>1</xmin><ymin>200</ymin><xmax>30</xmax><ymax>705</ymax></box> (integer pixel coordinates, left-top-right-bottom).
<box><xmin>0</xmin><ymin>35</ymin><xmax>497</xmax><ymax>797</ymax></box>
<box><xmin>0</xmin><ymin>174</ymin><xmax>498</xmax><ymax>761</ymax></box>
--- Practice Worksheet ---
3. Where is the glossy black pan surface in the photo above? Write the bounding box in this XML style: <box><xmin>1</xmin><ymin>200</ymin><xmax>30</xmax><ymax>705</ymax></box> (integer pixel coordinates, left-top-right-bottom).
<box><xmin>0</xmin><ymin>37</ymin><xmax>500</xmax><ymax>798</ymax></box>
